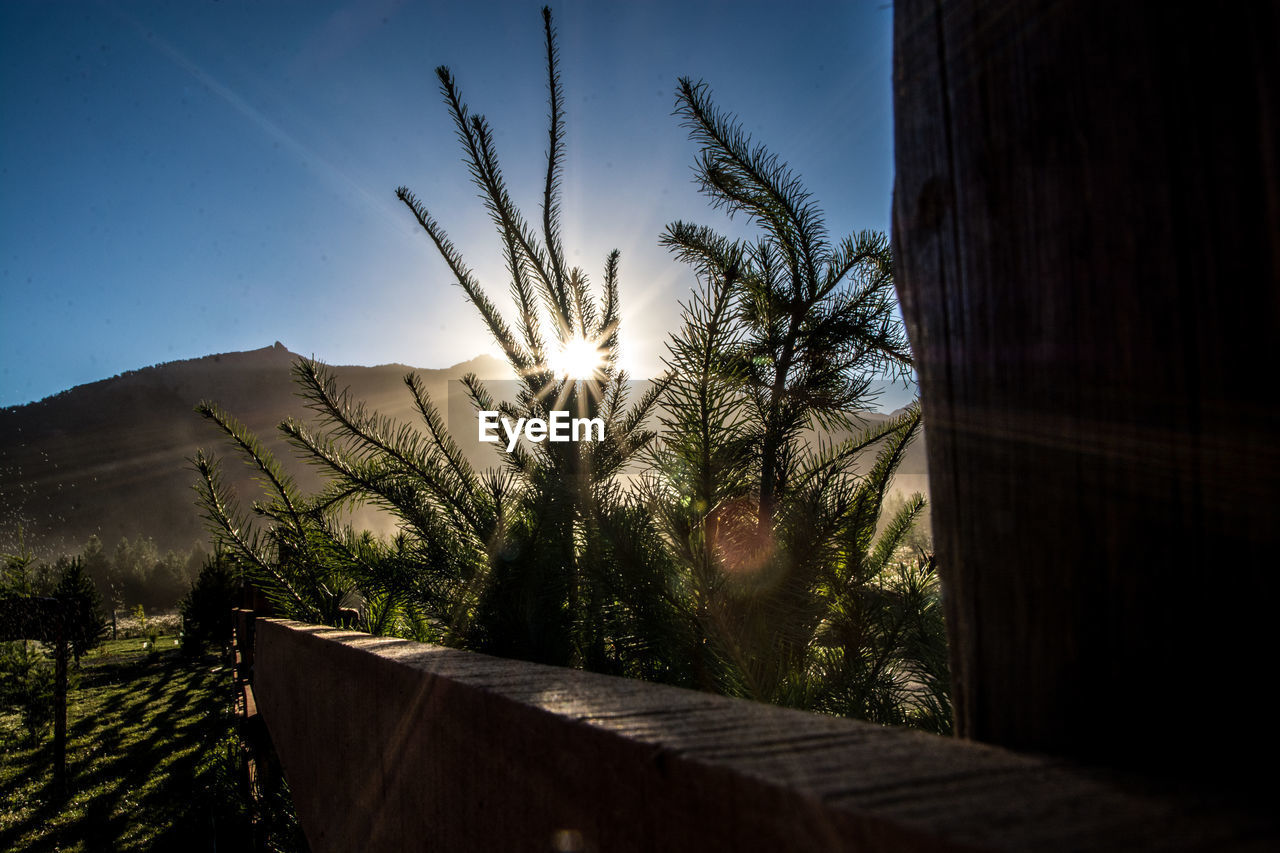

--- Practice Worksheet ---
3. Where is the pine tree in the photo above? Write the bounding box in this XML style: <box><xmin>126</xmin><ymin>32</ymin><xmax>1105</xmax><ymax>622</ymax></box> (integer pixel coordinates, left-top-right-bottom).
<box><xmin>53</xmin><ymin>556</ymin><xmax>107</xmax><ymax>664</ymax></box>
<box><xmin>195</xmin><ymin>7</ymin><xmax>676</xmax><ymax>674</ymax></box>
<box><xmin>80</xmin><ymin>534</ymin><xmax>118</xmax><ymax>638</ymax></box>
<box><xmin>646</xmin><ymin>78</ymin><xmax>950</xmax><ymax>730</ymax></box>
<box><xmin>179</xmin><ymin>549</ymin><xmax>240</xmax><ymax>654</ymax></box>
<box><xmin>190</xmin><ymin>11</ymin><xmax>949</xmax><ymax>731</ymax></box>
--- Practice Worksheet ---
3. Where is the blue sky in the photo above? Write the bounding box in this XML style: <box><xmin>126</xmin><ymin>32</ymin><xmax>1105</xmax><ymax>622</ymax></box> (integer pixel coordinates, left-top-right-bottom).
<box><xmin>0</xmin><ymin>0</ymin><xmax>896</xmax><ymax>408</ymax></box>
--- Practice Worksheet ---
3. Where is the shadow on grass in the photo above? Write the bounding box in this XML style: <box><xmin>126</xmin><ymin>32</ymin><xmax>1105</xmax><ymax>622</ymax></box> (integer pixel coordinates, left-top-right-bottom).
<box><xmin>0</xmin><ymin>640</ymin><xmax>262</xmax><ymax>852</ymax></box>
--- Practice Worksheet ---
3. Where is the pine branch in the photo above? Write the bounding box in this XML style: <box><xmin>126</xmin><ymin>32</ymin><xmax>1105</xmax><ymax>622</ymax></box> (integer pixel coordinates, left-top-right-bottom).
<box><xmin>190</xmin><ymin>450</ymin><xmax>312</xmax><ymax>617</ymax></box>
<box><xmin>598</xmin><ymin>249</ymin><xmax>621</xmax><ymax>367</ymax></box>
<box><xmin>674</xmin><ymin>77</ymin><xmax>827</xmax><ymax>294</ymax></box>
<box><xmin>289</xmin><ymin>358</ymin><xmax>483</xmax><ymax>532</ymax></box>
<box><xmin>660</xmin><ymin>221</ymin><xmax>743</xmax><ymax>283</ymax></box>
<box><xmin>436</xmin><ymin>64</ymin><xmax>571</xmax><ymax>338</ymax></box>
<box><xmin>404</xmin><ymin>371</ymin><xmax>483</xmax><ymax>505</ymax></box>
<box><xmin>867</xmin><ymin>493</ymin><xmax>925</xmax><ymax>576</ymax></box>
<box><xmin>541</xmin><ymin>5</ymin><xmax>570</xmax><ymax>303</ymax></box>
<box><xmin>195</xmin><ymin>400</ymin><xmax>306</xmax><ymax>532</ymax></box>
<box><xmin>395</xmin><ymin>187</ymin><xmax>534</xmax><ymax>377</ymax></box>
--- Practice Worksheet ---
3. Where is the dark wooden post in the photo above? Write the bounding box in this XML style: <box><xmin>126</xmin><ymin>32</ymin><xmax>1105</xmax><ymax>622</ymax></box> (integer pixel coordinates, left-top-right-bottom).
<box><xmin>893</xmin><ymin>0</ymin><xmax>1280</xmax><ymax>777</ymax></box>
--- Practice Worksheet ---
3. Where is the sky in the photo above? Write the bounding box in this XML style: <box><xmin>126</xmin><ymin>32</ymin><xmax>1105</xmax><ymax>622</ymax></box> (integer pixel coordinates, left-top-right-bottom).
<box><xmin>0</xmin><ymin>0</ymin><xmax>897</xmax><ymax>409</ymax></box>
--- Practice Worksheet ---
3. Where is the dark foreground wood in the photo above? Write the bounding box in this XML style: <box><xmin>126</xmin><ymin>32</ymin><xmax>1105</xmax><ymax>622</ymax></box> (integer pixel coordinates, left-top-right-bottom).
<box><xmin>893</xmin><ymin>0</ymin><xmax>1280</xmax><ymax>773</ymax></box>
<box><xmin>254</xmin><ymin>619</ymin><xmax>1273</xmax><ymax>852</ymax></box>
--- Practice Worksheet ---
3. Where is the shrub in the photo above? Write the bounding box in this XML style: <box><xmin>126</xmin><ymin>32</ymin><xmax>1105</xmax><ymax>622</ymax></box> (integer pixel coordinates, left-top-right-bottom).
<box><xmin>53</xmin><ymin>556</ymin><xmax>107</xmax><ymax>664</ymax></box>
<box><xmin>180</xmin><ymin>551</ymin><xmax>240</xmax><ymax>655</ymax></box>
<box><xmin>0</xmin><ymin>638</ymin><xmax>55</xmax><ymax>746</ymax></box>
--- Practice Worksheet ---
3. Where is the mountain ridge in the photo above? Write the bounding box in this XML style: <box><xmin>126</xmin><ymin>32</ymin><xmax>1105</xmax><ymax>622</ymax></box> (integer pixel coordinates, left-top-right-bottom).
<box><xmin>0</xmin><ymin>343</ymin><xmax>511</xmax><ymax>557</ymax></box>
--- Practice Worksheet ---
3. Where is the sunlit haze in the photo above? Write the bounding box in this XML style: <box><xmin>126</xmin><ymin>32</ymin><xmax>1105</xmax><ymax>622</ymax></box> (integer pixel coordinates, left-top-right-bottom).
<box><xmin>0</xmin><ymin>1</ymin><xmax>895</xmax><ymax>408</ymax></box>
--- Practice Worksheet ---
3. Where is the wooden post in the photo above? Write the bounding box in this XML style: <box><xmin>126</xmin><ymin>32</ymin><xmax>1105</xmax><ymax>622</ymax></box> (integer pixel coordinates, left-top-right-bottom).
<box><xmin>893</xmin><ymin>0</ymin><xmax>1280</xmax><ymax>777</ymax></box>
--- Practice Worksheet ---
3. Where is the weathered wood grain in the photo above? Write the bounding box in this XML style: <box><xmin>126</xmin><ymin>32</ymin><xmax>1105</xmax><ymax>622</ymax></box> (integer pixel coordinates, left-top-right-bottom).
<box><xmin>255</xmin><ymin>619</ymin><xmax>1274</xmax><ymax>852</ymax></box>
<box><xmin>893</xmin><ymin>0</ymin><xmax>1280</xmax><ymax>775</ymax></box>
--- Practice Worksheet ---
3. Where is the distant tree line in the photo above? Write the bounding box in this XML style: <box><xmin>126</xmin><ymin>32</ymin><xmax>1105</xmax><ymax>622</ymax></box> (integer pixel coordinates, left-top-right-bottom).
<box><xmin>76</xmin><ymin>534</ymin><xmax>205</xmax><ymax>617</ymax></box>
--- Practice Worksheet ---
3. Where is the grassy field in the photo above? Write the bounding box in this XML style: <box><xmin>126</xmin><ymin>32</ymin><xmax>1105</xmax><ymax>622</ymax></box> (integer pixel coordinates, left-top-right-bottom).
<box><xmin>0</xmin><ymin>635</ymin><xmax>260</xmax><ymax>852</ymax></box>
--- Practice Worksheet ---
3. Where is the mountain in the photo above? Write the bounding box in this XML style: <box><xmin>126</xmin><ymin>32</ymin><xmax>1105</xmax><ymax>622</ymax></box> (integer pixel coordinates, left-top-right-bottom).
<box><xmin>0</xmin><ymin>343</ymin><xmax>928</xmax><ymax>559</ymax></box>
<box><xmin>0</xmin><ymin>343</ymin><xmax>511</xmax><ymax>557</ymax></box>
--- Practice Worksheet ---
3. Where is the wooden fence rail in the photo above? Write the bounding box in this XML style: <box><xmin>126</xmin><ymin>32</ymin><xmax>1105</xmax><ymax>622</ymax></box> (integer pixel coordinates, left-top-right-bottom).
<box><xmin>252</xmin><ymin>618</ymin><xmax>1274</xmax><ymax>852</ymax></box>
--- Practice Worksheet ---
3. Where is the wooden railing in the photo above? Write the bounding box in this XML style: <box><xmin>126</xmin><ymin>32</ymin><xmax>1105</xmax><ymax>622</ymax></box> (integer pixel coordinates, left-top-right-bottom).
<box><xmin>246</xmin><ymin>617</ymin><xmax>1273</xmax><ymax>852</ymax></box>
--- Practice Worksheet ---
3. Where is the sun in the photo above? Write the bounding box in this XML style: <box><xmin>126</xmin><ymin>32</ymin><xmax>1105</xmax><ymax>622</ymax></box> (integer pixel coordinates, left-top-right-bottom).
<box><xmin>548</xmin><ymin>335</ymin><xmax>605</xmax><ymax>380</ymax></box>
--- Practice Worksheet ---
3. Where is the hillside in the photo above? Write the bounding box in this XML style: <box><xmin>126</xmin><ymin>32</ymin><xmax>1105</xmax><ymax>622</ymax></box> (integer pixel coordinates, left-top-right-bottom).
<box><xmin>0</xmin><ymin>344</ymin><xmax>928</xmax><ymax>558</ymax></box>
<box><xmin>0</xmin><ymin>343</ymin><xmax>511</xmax><ymax>556</ymax></box>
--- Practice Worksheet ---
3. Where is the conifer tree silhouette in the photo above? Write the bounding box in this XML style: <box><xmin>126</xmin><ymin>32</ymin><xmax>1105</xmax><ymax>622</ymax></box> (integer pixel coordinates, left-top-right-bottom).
<box><xmin>193</xmin><ymin>10</ymin><xmax>949</xmax><ymax>730</ymax></box>
<box><xmin>648</xmin><ymin>78</ymin><xmax>949</xmax><ymax>730</ymax></box>
<box><xmin>195</xmin><ymin>8</ymin><xmax>676</xmax><ymax>674</ymax></box>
